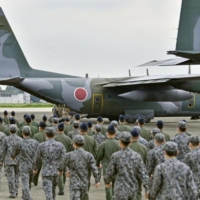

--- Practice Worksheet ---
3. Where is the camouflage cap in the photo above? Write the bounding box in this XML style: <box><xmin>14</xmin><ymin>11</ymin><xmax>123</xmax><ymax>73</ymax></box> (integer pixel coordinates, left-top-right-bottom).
<box><xmin>73</xmin><ymin>135</ymin><xmax>84</xmax><ymax>145</ymax></box>
<box><xmin>9</xmin><ymin>124</ymin><xmax>17</xmax><ymax>132</ymax></box>
<box><xmin>151</xmin><ymin>128</ymin><xmax>160</xmax><ymax>135</ymax></box>
<box><xmin>53</xmin><ymin>117</ymin><xmax>59</xmax><ymax>123</ymax></box>
<box><xmin>22</xmin><ymin>126</ymin><xmax>31</xmax><ymax>134</ymax></box>
<box><xmin>110</xmin><ymin>120</ymin><xmax>118</xmax><ymax>127</ymax></box>
<box><xmin>154</xmin><ymin>133</ymin><xmax>165</xmax><ymax>143</ymax></box>
<box><xmin>188</xmin><ymin>135</ymin><xmax>200</xmax><ymax>144</ymax></box>
<box><xmin>95</xmin><ymin>124</ymin><xmax>101</xmax><ymax>131</ymax></box>
<box><xmin>45</xmin><ymin>127</ymin><xmax>55</xmax><ymax>134</ymax></box>
<box><xmin>177</xmin><ymin>121</ymin><xmax>187</xmax><ymax>129</ymax></box>
<box><xmin>73</xmin><ymin>121</ymin><xmax>80</xmax><ymax>126</ymax></box>
<box><xmin>119</xmin><ymin>132</ymin><xmax>131</xmax><ymax>143</ymax></box>
<box><xmin>164</xmin><ymin>141</ymin><xmax>178</xmax><ymax>152</ymax></box>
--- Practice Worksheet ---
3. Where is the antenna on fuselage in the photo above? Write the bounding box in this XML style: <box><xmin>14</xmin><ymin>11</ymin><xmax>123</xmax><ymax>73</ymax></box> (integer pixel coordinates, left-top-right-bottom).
<box><xmin>128</xmin><ymin>69</ymin><xmax>131</xmax><ymax>77</ymax></box>
<box><xmin>146</xmin><ymin>68</ymin><xmax>149</xmax><ymax>76</ymax></box>
<box><xmin>85</xmin><ymin>73</ymin><xmax>89</xmax><ymax>78</ymax></box>
<box><xmin>188</xmin><ymin>65</ymin><xmax>191</xmax><ymax>74</ymax></box>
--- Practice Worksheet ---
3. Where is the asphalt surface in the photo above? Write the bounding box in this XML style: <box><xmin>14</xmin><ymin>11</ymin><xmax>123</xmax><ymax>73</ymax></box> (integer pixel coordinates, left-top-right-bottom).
<box><xmin>0</xmin><ymin>108</ymin><xmax>200</xmax><ymax>200</ymax></box>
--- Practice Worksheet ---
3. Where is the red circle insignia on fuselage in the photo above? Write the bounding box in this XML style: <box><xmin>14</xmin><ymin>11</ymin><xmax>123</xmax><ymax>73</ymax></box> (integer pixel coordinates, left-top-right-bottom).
<box><xmin>74</xmin><ymin>88</ymin><xmax>88</xmax><ymax>101</ymax></box>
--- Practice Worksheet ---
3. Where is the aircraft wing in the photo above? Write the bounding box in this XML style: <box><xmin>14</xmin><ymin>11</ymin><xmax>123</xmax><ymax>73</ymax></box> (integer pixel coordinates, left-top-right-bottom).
<box><xmin>102</xmin><ymin>74</ymin><xmax>200</xmax><ymax>87</ymax></box>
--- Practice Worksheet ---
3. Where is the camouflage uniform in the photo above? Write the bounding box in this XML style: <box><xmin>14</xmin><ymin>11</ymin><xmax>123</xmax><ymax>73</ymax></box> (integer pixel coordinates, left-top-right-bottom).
<box><xmin>138</xmin><ymin>136</ymin><xmax>148</xmax><ymax>147</ymax></box>
<box><xmin>69</xmin><ymin>129</ymin><xmax>79</xmax><ymax>140</ymax></box>
<box><xmin>12</xmin><ymin>136</ymin><xmax>39</xmax><ymax>200</ymax></box>
<box><xmin>58</xmin><ymin>143</ymin><xmax>100</xmax><ymax>200</ymax></box>
<box><xmin>104</xmin><ymin>146</ymin><xmax>149</xmax><ymax>200</ymax></box>
<box><xmin>0</xmin><ymin>128</ymin><xmax>23</xmax><ymax>197</ymax></box>
<box><xmin>147</xmin><ymin>144</ymin><xmax>165</xmax><ymax>176</ymax></box>
<box><xmin>150</xmin><ymin>158</ymin><xmax>197</xmax><ymax>199</ymax></box>
<box><xmin>0</xmin><ymin>132</ymin><xmax>5</xmax><ymax>187</ymax></box>
<box><xmin>171</xmin><ymin>133</ymin><xmax>190</xmax><ymax>161</ymax></box>
<box><xmin>147</xmin><ymin>139</ymin><xmax>154</xmax><ymax>151</ymax></box>
<box><xmin>33</xmin><ymin>138</ymin><xmax>66</xmax><ymax>200</ymax></box>
<box><xmin>184</xmin><ymin>136</ymin><xmax>200</xmax><ymax>197</ymax></box>
<box><xmin>93</xmin><ymin>132</ymin><xmax>106</xmax><ymax>146</ymax></box>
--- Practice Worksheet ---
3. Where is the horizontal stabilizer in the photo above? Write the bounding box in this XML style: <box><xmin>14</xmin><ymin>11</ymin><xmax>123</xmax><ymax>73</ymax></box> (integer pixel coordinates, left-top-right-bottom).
<box><xmin>0</xmin><ymin>77</ymin><xmax>24</xmax><ymax>85</ymax></box>
<box><xmin>138</xmin><ymin>58</ymin><xmax>189</xmax><ymax>67</ymax></box>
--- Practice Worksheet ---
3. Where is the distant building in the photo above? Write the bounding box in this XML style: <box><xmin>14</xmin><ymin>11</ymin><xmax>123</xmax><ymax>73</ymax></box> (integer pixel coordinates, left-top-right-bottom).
<box><xmin>0</xmin><ymin>90</ymin><xmax>24</xmax><ymax>103</ymax></box>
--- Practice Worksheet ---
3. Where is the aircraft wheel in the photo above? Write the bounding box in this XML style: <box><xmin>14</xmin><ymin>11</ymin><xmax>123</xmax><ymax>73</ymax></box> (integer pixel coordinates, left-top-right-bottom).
<box><xmin>126</xmin><ymin>119</ymin><xmax>136</xmax><ymax>123</ymax></box>
<box><xmin>145</xmin><ymin>119</ymin><xmax>151</xmax><ymax>123</ymax></box>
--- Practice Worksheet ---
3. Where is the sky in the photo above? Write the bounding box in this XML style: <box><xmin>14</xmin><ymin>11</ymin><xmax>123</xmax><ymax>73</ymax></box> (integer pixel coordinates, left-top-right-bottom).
<box><xmin>1</xmin><ymin>0</ymin><xmax>200</xmax><ymax>78</ymax></box>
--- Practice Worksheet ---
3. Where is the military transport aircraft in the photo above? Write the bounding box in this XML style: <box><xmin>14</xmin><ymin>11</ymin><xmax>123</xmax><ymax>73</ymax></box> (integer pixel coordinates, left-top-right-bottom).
<box><xmin>0</xmin><ymin>3</ymin><xmax>200</xmax><ymax>123</ymax></box>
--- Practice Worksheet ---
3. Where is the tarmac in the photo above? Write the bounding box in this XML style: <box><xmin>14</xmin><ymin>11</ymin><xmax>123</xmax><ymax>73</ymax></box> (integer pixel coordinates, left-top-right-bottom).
<box><xmin>0</xmin><ymin>108</ymin><xmax>200</xmax><ymax>200</ymax></box>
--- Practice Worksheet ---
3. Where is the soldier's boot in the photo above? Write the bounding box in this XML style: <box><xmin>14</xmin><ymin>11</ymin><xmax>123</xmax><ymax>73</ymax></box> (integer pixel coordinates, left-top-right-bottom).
<box><xmin>57</xmin><ymin>175</ymin><xmax>64</xmax><ymax>195</ymax></box>
<box><xmin>32</xmin><ymin>166</ymin><xmax>41</xmax><ymax>186</ymax></box>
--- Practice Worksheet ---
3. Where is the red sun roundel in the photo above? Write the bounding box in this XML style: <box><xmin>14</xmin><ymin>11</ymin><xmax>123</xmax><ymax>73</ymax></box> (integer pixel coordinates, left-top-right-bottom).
<box><xmin>74</xmin><ymin>88</ymin><xmax>88</xmax><ymax>101</ymax></box>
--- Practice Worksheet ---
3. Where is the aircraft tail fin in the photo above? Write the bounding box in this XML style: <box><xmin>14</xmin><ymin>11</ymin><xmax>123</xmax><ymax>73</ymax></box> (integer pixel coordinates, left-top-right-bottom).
<box><xmin>176</xmin><ymin>0</ymin><xmax>200</xmax><ymax>51</ymax></box>
<box><xmin>0</xmin><ymin>7</ymin><xmax>79</xmax><ymax>78</ymax></box>
<box><xmin>0</xmin><ymin>7</ymin><xmax>32</xmax><ymax>78</ymax></box>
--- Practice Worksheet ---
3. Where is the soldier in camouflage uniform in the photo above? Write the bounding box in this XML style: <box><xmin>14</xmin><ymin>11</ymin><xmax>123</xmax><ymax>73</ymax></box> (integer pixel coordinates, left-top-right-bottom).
<box><xmin>117</xmin><ymin>115</ymin><xmax>131</xmax><ymax>132</ymax></box>
<box><xmin>58</xmin><ymin>135</ymin><xmax>100</xmax><ymax>200</ymax></box>
<box><xmin>0</xmin><ymin>116</ymin><xmax>6</xmax><ymax>133</ymax></box>
<box><xmin>149</xmin><ymin>142</ymin><xmax>197</xmax><ymax>199</ymax></box>
<box><xmin>64</xmin><ymin>117</ymin><xmax>72</xmax><ymax>136</ymax></box>
<box><xmin>0</xmin><ymin>124</ymin><xmax>23</xmax><ymax>198</ymax></box>
<box><xmin>171</xmin><ymin>121</ymin><xmax>190</xmax><ymax>162</ymax></box>
<box><xmin>4</xmin><ymin>118</ymin><xmax>20</xmax><ymax>136</ymax></box>
<box><xmin>30</xmin><ymin>114</ymin><xmax>39</xmax><ymax>130</ymax></box>
<box><xmin>11</xmin><ymin>111</ymin><xmax>19</xmax><ymax>128</ymax></box>
<box><xmin>137</xmin><ymin>116</ymin><xmax>151</xmax><ymax>141</ymax></box>
<box><xmin>97</xmin><ymin>116</ymin><xmax>107</xmax><ymax>137</ymax></box>
<box><xmin>184</xmin><ymin>135</ymin><xmax>200</xmax><ymax>197</ymax></box>
<box><xmin>68</xmin><ymin>121</ymin><xmax>80</xmax><ymax>139</ymax></box>
<box><xmin>87</xmin><ymin>121</ymin><xmax>95</xmax><ymax>136</ymax></box>
<box><xmin>147</xmin><ymin>128</ymin><xmax>160</xmax><ymax>151</ymax></box>
<box><xmin>3</xmin><ymin>110</ymin><xmax>9</xmax><ymax>125</ymax></box>
<box><xmin>110</xmin><ymin>120</ymin><xmax>121</xmax><ymax>140</ymax></box>
<box><xmin>93</xmin><ymin>124</ymin><xmax>106</xmax><ymax>146</ymax></box>
<box><xmin>147</xmin><ymin>133</ymin><xmax>166</xmax><ymax>178</ymax></box>
<box><xmin>11</xmin><ymin>126</ymin><xmax>39</xmax><ymax>200</ymax></box>
<box><xmin>19</xmin><ymin>115</ymin><xmax>38</xmax><ymax>138</ymax></box>
<box><xmin>0</xmin><ymin>131</ymin><xmax>5</xmax><ymax>187</ymax></box>
<box><xmin>129</xmin><ymin>127</ymin><xmax>148</xmax><ymax>200</ymax></box>
<box><xmin>175</xmin><ymin>119</ymin><xmax>191</xmax><ymax>137</ymax></box>
<box><xmin>156</xmin><ymin>120</ymin><xmax>170</xmax><ymax>141</ymax></box>
<box><xmin>96</xmin><ymin>124</ymin><xmax>120</xmax><ymax>200</ymax></box>
<box><xmin>33</xmin><ymin>127</ymin><xmax>66</xmax><ymax>200</ymax></box>
<box><xmin>104</xmin><ymin>132</ymin><xmax>149</xmax><ymax>200</ymax></box>
<box><xmin>54</xmin><ymin>123</ymin><xmax>72</xmax><ymax>195</ymax></box>
<box><xmin>32</xmin><ymin>121</ymin><xmax>47</xmax><ymax>186</ymax></box>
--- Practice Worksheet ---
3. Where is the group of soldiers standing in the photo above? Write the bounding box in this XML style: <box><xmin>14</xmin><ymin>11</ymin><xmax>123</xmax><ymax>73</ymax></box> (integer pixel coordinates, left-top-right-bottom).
<box><xmin>0</xmin><ymin>110</ymin><xmax>199</xmax><ymax>200</ymax></box>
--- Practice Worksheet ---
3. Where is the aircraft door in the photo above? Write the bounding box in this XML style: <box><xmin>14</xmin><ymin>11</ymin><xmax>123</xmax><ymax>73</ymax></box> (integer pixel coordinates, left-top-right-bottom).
<box><xmin>92</xmin><ymin>94</ymin><xmax>103</xmax><ymax>114</ymax></box>
<box><xmin>188</xmin><ymin>94</ymin><xmax>195</xmax><ymax>108</ymax></box>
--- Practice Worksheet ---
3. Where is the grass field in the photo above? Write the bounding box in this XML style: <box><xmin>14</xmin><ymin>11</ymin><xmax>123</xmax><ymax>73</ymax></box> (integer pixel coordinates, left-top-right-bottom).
<box><xmin>0</xmin><ymin>103</ymin><xmax>54</xmax><ymax>108</ymax></box>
